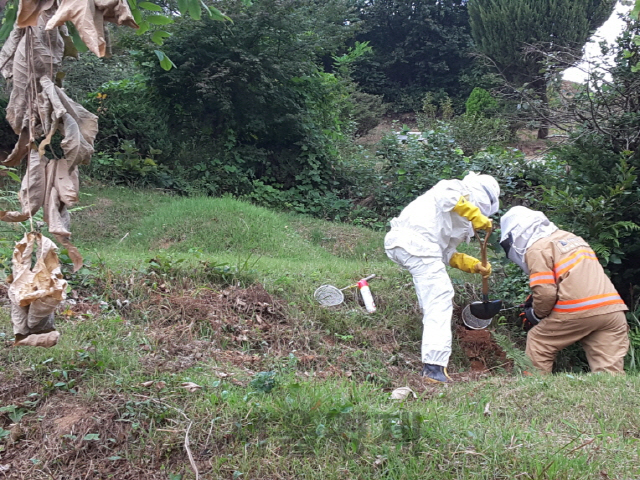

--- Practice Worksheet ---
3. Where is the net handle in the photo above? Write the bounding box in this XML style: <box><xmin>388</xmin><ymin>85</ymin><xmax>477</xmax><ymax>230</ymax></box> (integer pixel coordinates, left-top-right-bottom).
<box><xmin>342</xmin><ymin>274</ymin><xmax>376</xmax><ymax>290</ymax></box>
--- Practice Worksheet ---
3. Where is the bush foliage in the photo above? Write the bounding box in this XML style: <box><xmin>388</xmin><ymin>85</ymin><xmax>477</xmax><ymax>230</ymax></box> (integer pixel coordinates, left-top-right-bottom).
<box><xmin>52</xmin><ymin>0</ymin><xmax>640</xmax><ymax>304</ymax></box>
<box><xmin>465</xmin><ymin>87</ymin><xmax>498</xmax><ymax>116</ymax></box>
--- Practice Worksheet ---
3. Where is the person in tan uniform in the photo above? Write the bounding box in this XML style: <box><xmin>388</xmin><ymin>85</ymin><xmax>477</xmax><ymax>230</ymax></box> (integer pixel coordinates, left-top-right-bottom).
<box><xmin>500</xmin><ymin>206</ymin><xmax>629</xmax><ymax>374</ymax></box>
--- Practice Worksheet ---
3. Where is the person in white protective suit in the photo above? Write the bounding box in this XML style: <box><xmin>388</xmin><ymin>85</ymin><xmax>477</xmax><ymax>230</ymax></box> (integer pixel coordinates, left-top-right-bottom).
<box><xmin>384</xmin><ymin>173</ymin><xmax>500</xmax><ymax>383</ymax></box>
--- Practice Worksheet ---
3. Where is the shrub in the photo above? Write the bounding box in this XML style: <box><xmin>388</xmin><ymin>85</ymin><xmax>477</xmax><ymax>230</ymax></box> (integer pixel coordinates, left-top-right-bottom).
<box><xmin>62</xmin><ymin>53</ymin><xmax>138</xmax><ymax>101</ymax></box>
<box><xmin>246</xmin><ymin>180</ymin><xmax>353</xmax><ymax>221</ymax></box>
<box><xmin>333</xmin><ymin>121</ymin><xmax>554</xmax><ymax>228</ymax></box>
<box><xmin>536</xmin><ymin>151</ymin><xmax>640</xmax><ymax>297</ymax></box>
<box><xmin>448</xmin><ymin>114</ymin><xmax>512</xmax><ymax>155</ymax></box>
<box><xmin>465</xmin><ymin>87</ymin><xmax>498</xmax><ymax>117</ymax></box>
<box><xmin>349</xmin><ymin>91</ymin><xmax>388</xmax><ymax>137</ymax></box>
<box><xmin>146</xmin><ymin>1</ymin><xmax>354</xmax><ymax>195</ymax></box>
<box><xmin>83</xmin><ymin>140</ymin><xmax>170</xmax><ymax>187</ymax></box>
<box><xmin>84</xmin><ymin>75</ymin><xmax>172</xmax><ymax>159</ymax></box>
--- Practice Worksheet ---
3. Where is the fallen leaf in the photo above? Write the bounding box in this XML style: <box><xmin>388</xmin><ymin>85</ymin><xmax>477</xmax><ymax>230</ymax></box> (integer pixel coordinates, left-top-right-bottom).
<box><xmin>180</xmin><ymin>382</ymin><xmax>202</xmax><ymax>393</ymax></box>
<box><xmin>15</xmin><ymin>331</ymin><xmax>61</xmax><ymax>348</ymax></box>
<box><xmin>373</xmin><ymin>455</ymin><xmax>387</xmax><ymax>467</ymax></box>
<box><xmin>140</xmin><ymin>381</ymin><xmax>154</xmax><ymax>387</ymax></box>
<box><xmin>390</xmin><ymin>387</ymin><xmax>416</xmax><ymax>400</ymax></box>
<box><xmin>154</xmin><ymin>381</ymin><xmax>166</xmax><ymax>390</ymax></box>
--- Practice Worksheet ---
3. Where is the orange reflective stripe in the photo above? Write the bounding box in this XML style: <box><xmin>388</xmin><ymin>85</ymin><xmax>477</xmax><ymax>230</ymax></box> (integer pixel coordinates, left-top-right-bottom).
<box><xmin>553</xmin><ymin>249</ymin><xmax>598</xmax><ymax>277</ymax></box>
<box><xmin>529</xmin><ymin>271</ymin><xmax>555</xmax><ymax>287</ymax></box>
<box><xmin>553</xmin><ymin>293</ymin><xmax>624</xmax><ymax>313</ymax></box>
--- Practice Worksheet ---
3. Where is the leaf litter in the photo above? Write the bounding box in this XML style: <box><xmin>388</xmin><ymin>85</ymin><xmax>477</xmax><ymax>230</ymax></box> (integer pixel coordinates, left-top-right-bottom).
<box><xmin>0</xmin><ymin>274</ymin><xmax>512</xmax><ymax>478</ymax></box>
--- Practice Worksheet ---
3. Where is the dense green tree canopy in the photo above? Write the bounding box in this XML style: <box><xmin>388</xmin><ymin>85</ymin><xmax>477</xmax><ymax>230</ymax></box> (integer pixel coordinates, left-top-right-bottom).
<box><xmin>144</xmin><ymin>0</ymin><xmax>356</xmax><ymax>192</ymax></box>
<box><xmin>152</xmin><ymin>0</ymin><xmax>353</xmax><ymax>135</ymax></box>
<box><xmin>351</xmin><ymin>0</ymin><xmax>474</xmax><ymax>109</ymax></box>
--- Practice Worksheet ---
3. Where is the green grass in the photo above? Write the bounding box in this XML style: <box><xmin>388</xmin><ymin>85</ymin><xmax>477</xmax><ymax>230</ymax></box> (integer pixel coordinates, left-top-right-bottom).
<box><xmin>3</xmin><ymin>311</ymin><xmax>639</xmax><ymax>479</ymax></box>
<box><xmin>1</xmin><ymin>186</ymin><xmax>637</xmax><ymax>479</ymax></box>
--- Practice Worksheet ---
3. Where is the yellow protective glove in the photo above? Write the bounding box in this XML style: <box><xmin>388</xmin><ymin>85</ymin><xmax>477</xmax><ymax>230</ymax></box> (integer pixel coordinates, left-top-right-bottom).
<box><xmin>449</xmin><ymin>252</ymin><xmax>492</xmax><ymax>277</ymax></box>
<box><xmin>452</xmin><ymin>196</ymin><xmax>493</xmax><ymax>231</ymax></box>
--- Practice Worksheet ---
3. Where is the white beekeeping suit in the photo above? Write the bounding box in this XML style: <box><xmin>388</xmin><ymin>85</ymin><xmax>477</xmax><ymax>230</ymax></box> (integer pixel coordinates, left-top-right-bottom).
<box><xmin>384</xmin><ymin>172</ymin><xmax>500</xmax><ymax>383</ymax></box>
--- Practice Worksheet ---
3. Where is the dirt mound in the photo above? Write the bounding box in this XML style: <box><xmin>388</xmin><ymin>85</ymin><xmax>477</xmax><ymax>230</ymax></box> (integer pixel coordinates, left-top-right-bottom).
<box><xmin>140</xmin><ymin>284</ymin><xmax>295</xmax><ymax>373</ymax></box>
<box><xmin>0</xmin><ymin>391</ymin><xmax>206</xmax><ymax>480</ymax></box>
<box><xmin>455</xmin><ymin>325</ymin><xmax>510</xmax><ymax>372</ymax></box>
<box><xmin>0</xmin><ymin>394</ymin><xmax>145</xmax><ymax>479</ymax></box>
<box><xmin>136</xmin><ymin>283</ymin><xmax>514</xmax><ymax>383</ymax></box>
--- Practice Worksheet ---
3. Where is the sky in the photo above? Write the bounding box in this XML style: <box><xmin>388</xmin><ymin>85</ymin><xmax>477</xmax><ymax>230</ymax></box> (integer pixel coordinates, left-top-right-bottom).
<box><xmin>563</xmin><ymin>1</ymin><xmax>633</xmax><ymax>82</ymax></box>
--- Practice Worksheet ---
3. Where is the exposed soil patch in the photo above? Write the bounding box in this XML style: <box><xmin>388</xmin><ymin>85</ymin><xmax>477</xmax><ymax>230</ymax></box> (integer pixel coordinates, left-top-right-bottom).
<box><xmin>0</xmin><ymin>392</ymin><xmax>188</xmax><ymax>480</ymax></box>
<box><xmin>0</xmin><ymin>372</ymin><xmax>41</xmax><ymax>406</ymax></box>
<box><xmin>59</xmin><ymin>300</ymin><xmax>102</xmax><ymax>318</ymax></box>
<box><xmin>356</xmin><ymin>113</ymin><xmax>418</xmax><ymax>146</ymax></box>
<box><xmin>455</xmin><ymin>325</ymin><xmax>510</xmax><ymax>373</ymax></box>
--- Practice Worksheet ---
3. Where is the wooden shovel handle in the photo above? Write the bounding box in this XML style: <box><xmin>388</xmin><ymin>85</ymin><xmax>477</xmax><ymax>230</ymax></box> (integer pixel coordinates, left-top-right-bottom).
<box><xmin>481</xmin><ymin>273</ymin><xmax>489</xmax><ymax>299</ymax></box>
<box><xmin>477</xmin><ymin>225</ymin><xmax>492</xmax><ymax>298</ymax></box>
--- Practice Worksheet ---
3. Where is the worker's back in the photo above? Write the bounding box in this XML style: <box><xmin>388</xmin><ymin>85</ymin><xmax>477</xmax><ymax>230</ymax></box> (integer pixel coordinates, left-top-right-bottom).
<box><xmin>385</xmin><ymin>179</ymin><xmax>473</xmax><ymax>261</ymax></box>
<box><xmin>525</xmin><ymin>230</ymin><xmax>627</xmax><ymax>319</ymax></box>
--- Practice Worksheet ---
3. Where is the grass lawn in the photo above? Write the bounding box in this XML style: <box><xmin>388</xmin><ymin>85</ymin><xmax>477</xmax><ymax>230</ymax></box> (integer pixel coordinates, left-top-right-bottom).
<box><xmin>0</xmin><ymin>186</ymin><xmax>637</xmax><ymax>479</ymax></box>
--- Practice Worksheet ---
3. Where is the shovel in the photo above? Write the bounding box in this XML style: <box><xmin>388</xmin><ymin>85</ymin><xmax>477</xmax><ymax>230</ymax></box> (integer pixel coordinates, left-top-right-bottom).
<box><xmin>468</xmin><ymin>226</ymin><xmax>503</xmax><ymax>320</ymax></box>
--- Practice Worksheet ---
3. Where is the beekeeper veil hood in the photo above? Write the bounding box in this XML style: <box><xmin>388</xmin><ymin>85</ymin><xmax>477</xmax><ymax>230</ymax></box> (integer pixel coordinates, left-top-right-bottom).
<box><xmin>462</xmin><ymin>172</ymin><xmax>500</xmax><ymax>217</ymax></box>
<box><xmin>500</xmin><ymin>206</ymin><xmax>558</xmax><ymax>274</ymax></box>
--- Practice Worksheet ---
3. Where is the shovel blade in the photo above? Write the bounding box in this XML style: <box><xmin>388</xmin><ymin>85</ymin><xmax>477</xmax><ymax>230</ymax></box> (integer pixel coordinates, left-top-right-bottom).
<box><xmin>469</xmin><ymin>299</ymin><xmax>503</xmax><ymax>320</ymax></box>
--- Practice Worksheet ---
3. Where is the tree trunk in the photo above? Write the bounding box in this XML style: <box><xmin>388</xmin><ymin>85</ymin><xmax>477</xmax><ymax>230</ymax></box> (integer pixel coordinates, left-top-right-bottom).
<box><xmin>537</xmin><ymin>125</ymin><xmax>549</xmax><ymax>139</ymax></box>
<box><xmin>533</xmin><ymin>78</ymin><xmax>549</xmax><ymax>140</ymax></box>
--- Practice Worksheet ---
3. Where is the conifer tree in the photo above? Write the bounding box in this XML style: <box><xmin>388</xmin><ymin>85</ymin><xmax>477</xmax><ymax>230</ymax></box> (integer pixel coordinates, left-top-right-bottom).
<box><xmin>352</xmin><ymin>0</ymin><xmax>473</xmax><ymax>109</ymax></box>
<box><xmin>468</xmin><ymin>0</ymin><xmax>615</xmax><ymax>138</ymax></box>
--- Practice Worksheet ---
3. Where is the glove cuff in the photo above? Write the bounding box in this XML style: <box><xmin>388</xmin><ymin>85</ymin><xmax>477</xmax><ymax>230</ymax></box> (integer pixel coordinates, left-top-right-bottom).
<box><xmin>449</xmin><ymin>252</ymin><xmax>480</xmax><ymax>274</ymax></box>
<box><xmin>452</xmin><ymin>197</ymin><xmax>491</xmax><ymax>230</ymax></box>
<box><xmin>524</xmin><ymin>306</ymin><xmax>541</xmax><ymax>326</ymax></box>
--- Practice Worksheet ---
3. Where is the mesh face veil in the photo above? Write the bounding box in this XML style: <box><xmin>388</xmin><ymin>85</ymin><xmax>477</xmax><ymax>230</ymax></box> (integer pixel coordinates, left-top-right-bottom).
<box><xmin>462</xmin><ymin>172</ymin><xmax>500</xmax><ymax>217</ymax></box>
<box><xmin>500</xmin><ymin>232</ymin><xmax>530</xmax><ymax>274</ymax></box>
<box><xmin>499</xmin><ymin>206</ymin><xmax>559</xmax><ymax>274</ymax></box>
<box><xmin>481</xmin><ymin>184</ymin><xmax>499</xmax><ymax>216</ymax></box>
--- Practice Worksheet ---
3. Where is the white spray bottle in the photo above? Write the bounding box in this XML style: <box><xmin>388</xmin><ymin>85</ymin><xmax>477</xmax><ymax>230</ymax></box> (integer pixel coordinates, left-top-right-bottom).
<box><xmin>357</xmin><ymin>277</ymin><xmax>376</xmax><ymax>313</ymax></box>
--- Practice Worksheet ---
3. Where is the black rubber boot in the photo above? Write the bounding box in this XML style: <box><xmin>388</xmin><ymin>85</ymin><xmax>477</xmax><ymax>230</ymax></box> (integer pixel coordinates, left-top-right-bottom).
<box><xmin>421</xmin><ymin>363</ymin><xmax>452</xmax><ymax>384</ymax></box>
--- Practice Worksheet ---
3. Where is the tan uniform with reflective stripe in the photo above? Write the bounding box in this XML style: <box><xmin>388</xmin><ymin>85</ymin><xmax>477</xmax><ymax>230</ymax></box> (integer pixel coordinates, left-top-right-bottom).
<box><xmin>524</xmin><ymin>230</ymin><xmax>629</xmax><ymax>373</ymax></box>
